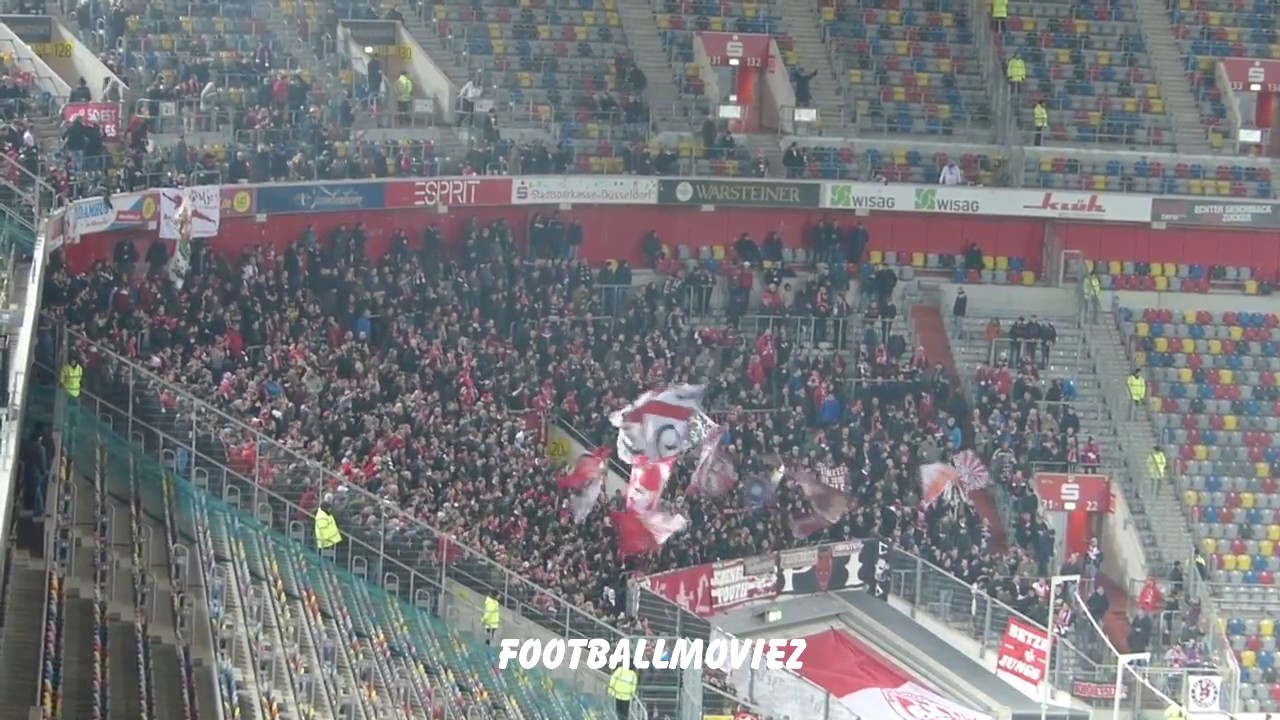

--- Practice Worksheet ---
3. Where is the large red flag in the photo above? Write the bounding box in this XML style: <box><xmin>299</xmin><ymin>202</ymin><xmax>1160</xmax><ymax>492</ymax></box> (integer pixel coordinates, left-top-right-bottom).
<box><xmin>612</xmin><ymin>509</ymin><xmax>688</xmax><ymax>557</ymax></box>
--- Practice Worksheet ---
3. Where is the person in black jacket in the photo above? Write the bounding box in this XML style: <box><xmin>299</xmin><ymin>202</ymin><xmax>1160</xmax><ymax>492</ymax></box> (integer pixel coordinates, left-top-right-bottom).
<box><xmin>951</xmin><ymin>288</ymin><xmax>967</xmax><ymax>338</ymax></box>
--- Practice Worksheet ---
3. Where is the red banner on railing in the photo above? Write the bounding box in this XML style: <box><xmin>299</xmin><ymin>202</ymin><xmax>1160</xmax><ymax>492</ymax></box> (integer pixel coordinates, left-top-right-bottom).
<box><xmin>384</xmin><ymin>177</ymin><xmax>512</xmax><ymax>208</ymax></box>
<box><xmin>61</xmin><ymin>102</ymin><xmax>121</xmax><ymax>139</ymax></box>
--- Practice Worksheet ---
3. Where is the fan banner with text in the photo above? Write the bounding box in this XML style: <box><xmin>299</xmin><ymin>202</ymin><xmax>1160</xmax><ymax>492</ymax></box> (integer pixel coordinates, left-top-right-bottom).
<box><xmin>641</xmin><ymin>541</ymin><xmax>864</xmax><ymax>615</ymax></box>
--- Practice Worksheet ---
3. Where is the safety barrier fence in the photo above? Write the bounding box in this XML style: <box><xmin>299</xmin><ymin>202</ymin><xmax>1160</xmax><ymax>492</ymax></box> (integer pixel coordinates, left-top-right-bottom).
<box><xmin>47</xmin><ymin>320</ymin><xmax>656</xmax><ymax>715</ymax></box>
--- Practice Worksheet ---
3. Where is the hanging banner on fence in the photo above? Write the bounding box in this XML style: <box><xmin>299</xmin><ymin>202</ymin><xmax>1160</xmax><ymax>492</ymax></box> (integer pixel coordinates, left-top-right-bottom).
<box><xmin>658</xmin><ymin>179</ymin><xmax>820</xmax><ymax>208</ymax></box>
<box><xmin>384</xmin><ymin>177</ymin><xmax>512</xmax><ymax>208</ymax></box>
<box><xmin>994</xmin><ymin>618</ymin><xmax>1049</xmax><ymax>688</ymax></box>
<box><xmin>71</xmin><ymin>191</ymin><xmax>158</xmax><ymax>237</ymax></box>
<box><xmin>0</xmin><ymin>14</ymin><xmax>52</xmax><ymax>42</ymax></box>
<box><xmin>256</xmin><ymin>182</ymin><xmax>385</xmax><ymax>213</ymax></box>
<box><xmin>220</xmin><ymin>187</ymin><xmax>256</xmax><ymax>217</ymax></box>
<box><xmin>159</xmin><ymin>185</ymin><xmax>220</xmax><ymax>240</ymax></box>
<box><xmin>1071</xmin><ymin>679</ymin><xmax>1127</xmax><ymax>700</ymax></box>
<box><xmin>644</xmin><ymin>541</ymin><xmax>864</xmax><ymax>615</ymax></box>
<box><xmin>1186</xmin><ymin>675</ymin><xmax>1224</xmax><ymax>712</ymax></box>
<box><xmin>1151</xmin><ymin>198</ymin><xmax>1280</xmax><ymax>229</ymax></box>
<box><xmin>61</xmin><ymin>102</ymin><xmax>121</xmax><ymax>140</ymax></box>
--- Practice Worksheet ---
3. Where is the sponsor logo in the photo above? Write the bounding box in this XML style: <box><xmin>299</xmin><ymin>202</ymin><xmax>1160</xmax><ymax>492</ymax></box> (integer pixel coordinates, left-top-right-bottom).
<box><xmin>827</xmin><ymin>183</ymin><xmax>894</xmax><ymax>210</ymax></box>
<box><xmin>664</xmin><ymin>179</ymin><xmax>816</xmax><ymax>207</ymax></box>
<box><xmin>140</xmin><ymin>195</ymin><xmax>157</xmax><ymax>220</ymax></box>
<box><xmin>228</xmin><ymin>190</ymin><xmax>254</xmax><ymax>214</ymax></box>
<box><xmin>914</xmin><ymin>188</ymin><xmax>980</xmax><ymax>213</ymax></box>
<box><xmin>513</xmin><ymin>178</ymin><xmax>657</xmax><ymax>204</ymax></box>
<box><xmin>1024</xmin><ymin>192</ymin><xmax>1107</xmax><ymax>215</ymax></box>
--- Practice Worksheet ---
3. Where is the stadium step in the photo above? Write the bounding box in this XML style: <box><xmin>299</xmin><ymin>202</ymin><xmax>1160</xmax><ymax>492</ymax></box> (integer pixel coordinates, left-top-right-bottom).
<box><xmin>109</xmin><ymin>620</ymin><xmax>143</xmax><ymax>720</ymax></box>
<box><xmin>1131</xmin><ymin>0</ymin><xmax>1213</xmax><ymax>154</ymax></box>
<box><xmin>0</xmin><ymin>560</ymin><xmax>47</xmax><ymax>720</ymax></box>
<box><xmin>59</xmin><ymin>596</ymin><xmax>98</xmax><ymax>720</ymax></box>
<box><xmin>152</xmin><ymin>641</ymin><xmax>190</xmax><ymax>720</ymax></box>
<box><xmin>615</xmin><ymin>0</ymin><xmax>680</xmax><ymax>127</ymax></box>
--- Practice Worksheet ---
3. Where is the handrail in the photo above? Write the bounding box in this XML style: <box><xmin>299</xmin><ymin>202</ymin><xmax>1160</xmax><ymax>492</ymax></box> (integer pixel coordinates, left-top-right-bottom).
<box><xmin>47</xmin><ymin>322</ymin><xmax>656</xmax><ymax>708</ymax></box>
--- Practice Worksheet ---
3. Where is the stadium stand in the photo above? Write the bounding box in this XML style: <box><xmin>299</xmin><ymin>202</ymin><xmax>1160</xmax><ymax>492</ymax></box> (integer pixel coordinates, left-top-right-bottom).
<box><xmin>999</xmin><ymin>0</ymin><xmax>1173</xmax><ymax>149</ymax></box>
<box><xmin>1021</xmin><ymin>150</ymin><xmax>1275</xmax><ymax>196</ymax></box>
<box><xmin>1084</xmin><ymin>260</ymin><xmax>1263</xmax><ymax>294</ymax></box>
<box><xmin>819</xmin><ymin>0</ymin><xmax>997</xmax><ymax>139</ymax></box>
<box><xmin>1170</xmin><ymin>0</ymin><xmax>1277</xmax><ymax>152</ymax></box>
<box><xmin>1118</xmin><ymin>305</ymin><xmax>1280</xmax><ymax>712</ymax></box>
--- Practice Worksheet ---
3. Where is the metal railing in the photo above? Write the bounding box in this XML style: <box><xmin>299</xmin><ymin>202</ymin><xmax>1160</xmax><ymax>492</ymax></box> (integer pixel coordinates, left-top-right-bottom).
<box><xmin>47</xmin><ymin>322</ymin><xmax>655</xmax><ymax>713</ymax></box>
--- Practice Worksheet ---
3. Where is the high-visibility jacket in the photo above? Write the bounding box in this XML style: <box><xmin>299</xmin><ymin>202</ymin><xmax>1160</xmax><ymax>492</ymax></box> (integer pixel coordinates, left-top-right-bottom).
<box><xmin>483</xmin><ymin>596</ymin><xmax>500</xmax><ymax>631</ymax></box>
<box><xmin>1087</xmin><ymin>275</ymin><xmax>1101</xmax><ymax>297</ymax></box>
<box><xmin>1148</xmin><ymin>450</ymin><xmax>1167</xmax><ymax>479</ymax></box>
<box><xmin>314</xmin><ymin>509</ymin><xmax>343</xmax><ymax>549</ymax></box>
<box><xmin>1126</xmin><ymin>375</ymin><xmax>1146</xmax><ymax>402</ymax></box>
<box><xmin>397</xmin><ymin>74</ymin><xmax>413</xmax><ymax>103</ymax></box>
<box><xmin>1165</xmin><ymin>705</ymin><xmax>1185</xmax><ymax>720</ymax></box>
<box><xmin>1033</xmin><ymin>103</ymin><xmax>1048</xmax><ymax>128</ymax></box>
<box><xmin>1006</xmin><ymin>57</ymin><xmax>1026</xmax><ymax>83</ymax></box>
<box><xmin>608</xmin><ymin>667</ymin><xmax>638</xmax><ymax>701</ymax></box>
<box><xmin>60</xmin><ymin>362</ymin><xmax>83</xmax><ymax>398</ymax></box>
<box><xmin>992</xmin><ymin>0</ymin><xmax>1008</xmax><ymax>19</ymax></box>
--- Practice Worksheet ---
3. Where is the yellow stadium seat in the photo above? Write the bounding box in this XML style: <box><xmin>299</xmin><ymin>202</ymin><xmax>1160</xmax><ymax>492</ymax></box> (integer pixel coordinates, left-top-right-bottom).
<box><xmin>712</xmin><ymin>246</ymin><xmax>726</xmax><ymax>261</ymax></box>
<box><xmin>1269</xmin><ymin>525</ymin><xmax>1280</xmax><ymax>542</ymax></box>
<box><xmin>1220</xmin><ymin>369</ymin><xmax>1234</xmax><ymax>385</ymax></box>
<box><xmin>912</xmin><ymin>252</ymin><xmax>925</xmax><ymax>267</ymax></box>
<box><xmin>1022</xmin><ymin>271</ymin><xmax>1035</xmax><ymax>285</ymax></box>
<box><xmin>1243</xmin><ymin>650</ymin><xmax>1258</xmax><ymax>669</ymax></box>
<box><xmin>1263</xmin><ymin>617</ymin><xmax>1276</xmax><ymax>637</ymax></box>
<box><xmin>1258</xmin><ymin>462</ymin><xmax>1272</xmax><ymax>479</ymax></box>
<box><xmin>1208</xmin><ymin>339</ymin><xmax>1222</xmax><ymax>355</ymax></box>
<box><xmin>869</xmin><ymin>250</ymin><xmax>883</xmax><ymax>264</ymax></box>
<box><xmin>983</xmin><ymin>255</ymin><xmax>994</xmax><ymax>270</ymax></box>
<box><xmin>1181</xmin><ymin>338</ymin><xmax>1195</xmax><ymax>354</ymax></box>
<box><xmin>1136</xmin><ymin>322</ymin><xmax>1150</xmax><ymax>337</ymax></box>
<box><xmin>1263</xmin><ymin>540</ymin><xmax>1276</xmax><ymax>558</ymax></box>
<box><xmin>1223</xmin><ymin>415</ymin><xmax>1238</xmax><ymax>431</ymax></box>
<box><xmin>1154</xmin><ymin>337</ymin><xmax>1168</xmax><ymax>353</ymax></box>
<box><xmin>1178</xmin><ymin>368</ymin><xmax>1193</xmax><ymax>385</ymax></box>
<box><xmin>1241</xmin><ymin>492</ymin><xmax>1256</xmax><ymax>509</ymax></box>
<box><xmin>1238</xmin><ymin>554</ymin><xmax>1253</xmax><ymax>571</ymax></box>
<box><xmin>1246</xmin><ymin>279</ymin><xmax>1260</xmax><ymax>295</ymax></box>
<box><xmin>1223</xmin><ymin>554</ymin><xmax>1238</xmax><ymax>571</ymax></box>
<box><xmin>1201</xmin><ymin>537</ymin><xmax>1217</xmax><ymax>555</ymax></box>
<box><xmin>995</xmin><ymin>256</ymin><xmax>1009</xmax><ymax>270</ymax></box>
<box><xmin>1154</xmin><ymin>276</ymin><xmax>1168</xmax><ymax>291</ymax></box>
<box><xmin>1108</xmin><ymin>260</ymin><xmax>1122</xmax><ymax>275</ymax></box>
<box><xmin>1193</xmin><ymin>445</ymin><xmax>1208</xmax><ymax>461</ymax></box>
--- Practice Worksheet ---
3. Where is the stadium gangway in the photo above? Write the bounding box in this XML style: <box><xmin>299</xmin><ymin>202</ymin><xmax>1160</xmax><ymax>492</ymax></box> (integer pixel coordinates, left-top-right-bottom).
<box><xmin>40</xmin><ymin>329</ymin><xmax>654</xmax><ymax>718</ymax></box>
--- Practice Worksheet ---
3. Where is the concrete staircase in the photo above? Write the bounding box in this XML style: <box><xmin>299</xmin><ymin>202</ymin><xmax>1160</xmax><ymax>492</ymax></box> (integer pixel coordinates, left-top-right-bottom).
<box><xmin>774</xmin><ymin>3</ymin><xmax>846</xmax><ymax>132</ymax></box>
<box><xmin>1090</xmin><ymin>311</ymin><xmax>1195</xmax><ymax>570</ymax></box>
<box><xmin>1131</xmin><ymin>0</ymin><xmax>1212</xmax><ymax>154</ymax></box>
<box><xmin>0</xmin><ymin>547</ymin><xmax>49</xmax><ymax>720</ymax></box>
<box><xmin>616</xmin><ymin>1</ymin><xmax>682</xmax><ymax>130</ymax></box>
<box><xmin>944</xmin><ymin>308</ymin><xmax>1174</xmax><ymax>573</ymax></box>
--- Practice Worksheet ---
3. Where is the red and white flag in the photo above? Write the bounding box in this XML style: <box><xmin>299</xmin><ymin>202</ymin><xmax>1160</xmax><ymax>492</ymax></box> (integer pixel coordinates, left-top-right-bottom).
<box><xmin>557</xmin><ymin>447</ymin><xmax>610</xmax><ymax>523</ymax></box>
<box><xmin>687</xmin><ymin>425</ymin><xmax>738</xmax><ymax>498</ymax></box>
<box><xmin>625</xmin><ymin>456</ymin><xmax>674</xmax><ymax>513</ymax></box>
<box><xmin>612</xmin><ymin>509</ymin><xmax>688</xmax><ymax>557</ymax></box>
<box><xmin>611</xmin><ymin>384</ymin><xmax>705</xmax><ymax>464</ymax></box>
<box><xmin>919</xmin><ymin>462</ymin><xmax>959</xmax><ymax>507</ymax></box>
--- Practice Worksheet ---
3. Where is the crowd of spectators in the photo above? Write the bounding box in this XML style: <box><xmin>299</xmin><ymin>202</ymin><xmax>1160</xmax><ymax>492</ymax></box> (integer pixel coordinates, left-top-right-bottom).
<box><xmin>39</xmin><ymin>217</ymin><xmax>1029</xmax><ymax>638</ymax></box>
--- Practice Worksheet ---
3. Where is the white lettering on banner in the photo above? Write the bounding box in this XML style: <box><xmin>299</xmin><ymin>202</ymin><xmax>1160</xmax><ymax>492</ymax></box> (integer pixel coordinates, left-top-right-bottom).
<box><xmin>995</xmin><ymin>618</ymin><xmax>1049</xmax><ymax>689</ymax></box>
<box><xmin>726</xmin><ymin>40</ymin><xmax>744</xmax><ymax>57</ymax></box>
<box><xmin>710</xmin><ymin>559</ymin><xmax>777</xmax><ymax>609</ymax></box>
<box><xmin>817</xmin><ymin>462</ymin><xmax>849</xmax><ymax>491</ymax></box>
<box><xmin>1249</xmin><ymin>65</ymin><xmax>1266</xmax><ymax>84</ymax></box>
<box><xmin>413</xmin><ymin>179</ymin><xmax>483</xmax><ymax>206</ymax></box>
<box><xmin>512</xmin><ymin>177</ymin><xmax>659</xmax><ymax>205</ymax></box>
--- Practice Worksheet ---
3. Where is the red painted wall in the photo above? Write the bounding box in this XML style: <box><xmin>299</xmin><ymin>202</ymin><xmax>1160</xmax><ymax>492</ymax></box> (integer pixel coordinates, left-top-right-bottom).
<box><xmin>61</xmin><ymin>206</ymin><xmax>1048</xmax><ymax>275</ymax></box>
<box><xmin>1058</xmin><ymin>221</ymin><xmax>1280</xmax><ymax>274</ymax></box>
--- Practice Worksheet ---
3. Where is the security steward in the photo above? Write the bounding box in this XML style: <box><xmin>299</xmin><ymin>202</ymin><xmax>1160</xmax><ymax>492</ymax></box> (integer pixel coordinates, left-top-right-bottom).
<box><xmin>1164</xmin><ymin>703</ymin><xmax>1186</xmax><ymax>719</ymax></box>
<box><xmin>1126</xmin><ymin>368</ymin><xmax>1146</xmax><ymax>418</ymax></box>
<box><xmin>483</xmin><ymin>593</ymin><xmax>500</xmax><ymax>646</ymax></box>
<box><xmin>607</xmin><ymin>661</ymin><xmax>638</xmax><ymax>720</ymax></box>
<box><xmin>314</xmin><ymin>501</ymin><xmax>343</xmax><ymax>551</ymax></box>
<box><xmin>1147</xmin><ymin>445</ymin><xmax>1168</xmax><ymax>495</ymax></box>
